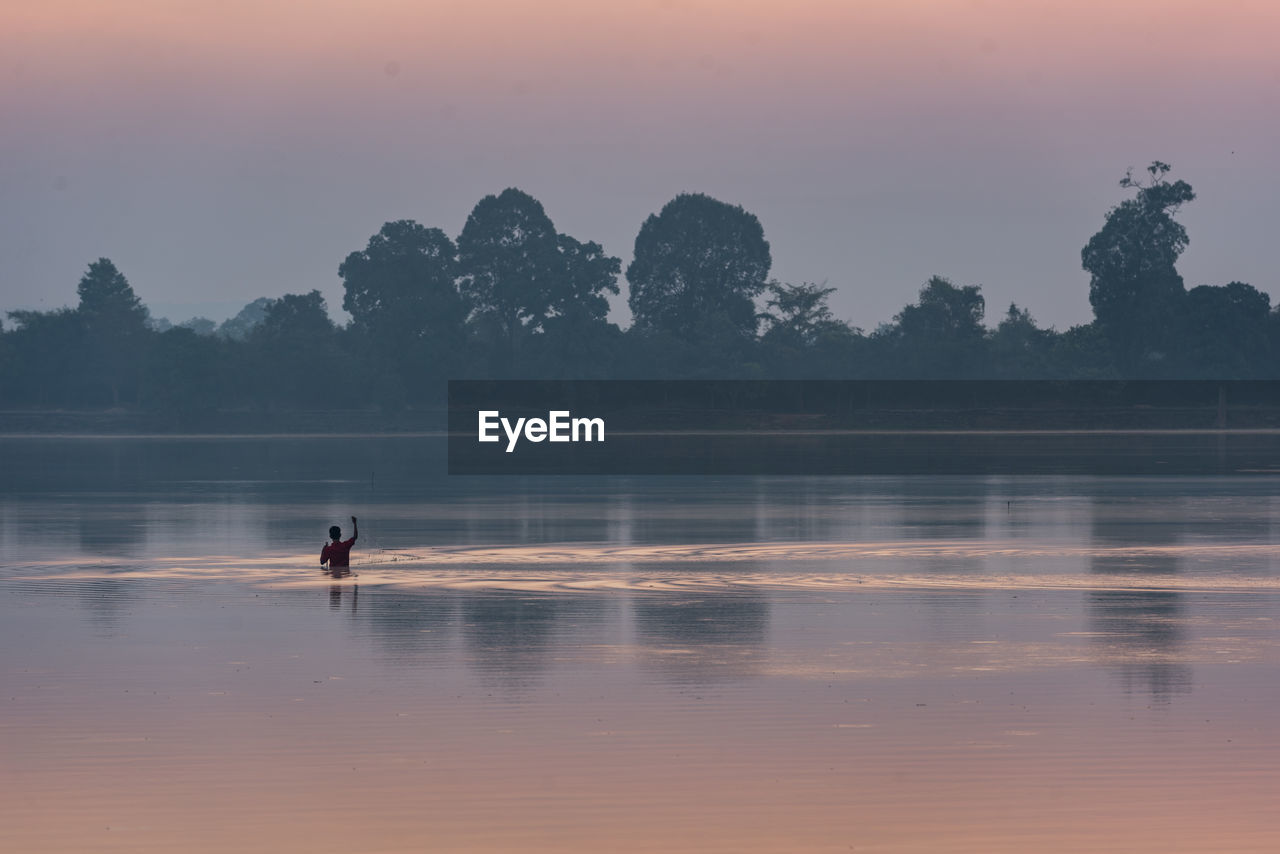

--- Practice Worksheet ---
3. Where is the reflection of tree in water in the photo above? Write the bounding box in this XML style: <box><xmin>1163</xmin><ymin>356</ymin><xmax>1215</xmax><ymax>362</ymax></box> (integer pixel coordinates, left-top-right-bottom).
<box><xmin>348</xmin><ymin>590</ymin><xmax>457</xmax><ymax>660</ymax></box>
<box><xmin>339</xmin><ymin>586</ymin><xmax>616</xmax><ymax>685</ymax></box>
<box><xmin>631</xmin><ymin>591</ymin><xmax>769</xmax><ymax>685</ymax></box>
<box><xmin>75</xmin><ymin>578</ymin><xmax>135</xmax><ymax>632</ymax></box>
<box><xmin>460</xmin><ymin>592</ymin><xmax>608</xmax><ymax>691</ymax></box>
<box><xmin>1088</xmin><ymin>498</ymin><xmax>1191</xmax><ymax>701</ymax></box>
<box><xmin>77</xmin><ymin>501</ymin><xmax>147</xmax><ymax>556</ymax></box>
<box><xmin>451</xmin><ymin>481</ymin><xmax>639</xmax><ymax>547</ymax></box>
<box><xmin>75</xmin><ymin>501</ymin><xmax>148</xmax><ymax>630</ymax></box>
<box><xmin>625</xmin><ymin>498</ymin><xmax>762</xmax><ymax>547</ymax></box>
<box><xmin>896</xmin><ymin>479</ymin><xmax>991</xmax><ymax>544</ymax></box>
<box><xmin>1088</xmin><ymin>589</ymin><xmax>1190</xmax><ymax>699</ymax></box>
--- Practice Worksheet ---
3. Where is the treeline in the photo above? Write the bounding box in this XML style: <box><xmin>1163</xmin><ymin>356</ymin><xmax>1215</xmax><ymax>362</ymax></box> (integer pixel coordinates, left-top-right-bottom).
<box><xmin>2</xmin><ymin>163</ymin><xmax>1278</xmax><ymax>412</ymax></box>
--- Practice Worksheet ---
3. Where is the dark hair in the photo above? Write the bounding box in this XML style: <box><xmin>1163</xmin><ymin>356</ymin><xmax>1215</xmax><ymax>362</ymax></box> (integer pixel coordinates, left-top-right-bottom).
<box><xmin>329</xmin><ymin>526</ymin><xmax>341</xmax><ymax>539</ymax></box>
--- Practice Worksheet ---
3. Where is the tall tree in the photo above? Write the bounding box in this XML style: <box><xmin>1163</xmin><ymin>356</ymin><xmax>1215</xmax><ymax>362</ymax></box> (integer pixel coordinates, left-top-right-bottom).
<box><xmin>458</xmin><ymin>188</ymin><xmax>619</xmax><ymax>373</ymax></box>
<box><xmin>627</xmin><ymin>193</ymin><xmax>771</xmax><ymax>340</ymax></box>
<box><xmin>77</xmin><ymin>258</ymin><xmax>148</xmax><ymax>330</ymax></box>
<box><xmin>458</xmin><ymin>189</ymin><xmax>558</xmax><ymax>346</ymax></box>
<box><xmin>76</xmin><ymin>258</ymin><xmax>149</xmax><ymax>404</ymax></box>
<box><xmin>552</xmin><ymin>233</ymin><xmax>621</xmax><ymax>328</ymax></box>
<box><xmin>1082</xmin><ymin>161</ymin><xmax>1195</xmax><ymax>374</ymax></box>
<box><xmin>340</xmin><ymin>220</ymin><xmax>465</xmax><ymax>396</ymax></box>
<box><xmin>340</xmin><ymin>220</ymin><xmax>464</xmax><ymax>343</ymax></box>
<box><xmin>522</xmin><ymin>233</ymin><xmax>625</xmax><ymax>378</ymax></box>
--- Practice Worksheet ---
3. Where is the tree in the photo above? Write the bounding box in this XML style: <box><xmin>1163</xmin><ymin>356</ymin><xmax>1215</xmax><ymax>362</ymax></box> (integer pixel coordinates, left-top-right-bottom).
<box><xmin>250</xmin><ymin>291</ymin><xmax>347</xmax><ymax>407</ymax></box>
<box><xmin>895</xmin><ymin>276</ymin><xmax>985</xmax><ymax>340</ymax></box>
<box><xmin>988</xmin><ymin>303</ymin><xmax>1052</xmax><ymax>377</ymax></box>
<box><xmin>1180</xmin><ymin>282</ymin><xmax>1271</xmax><ymax>377</ymax></box>
<box><xmin>758</xmin><ymin>281</ymin><xmax>861</xmax><ymax>377</ymax></box>
<box><xmin>340</xmin><ymin>220</ymin><xmax>466</xmax><ymax>397</ymax></box>
<box><xmin>1082</xmin><ymin>161</ymin><xmax>1195</xmax><ymax>374</ymax></box>
<box><xmin>458</xmin><ymin>189</ymin><xmax>559</xmax><ymax>349</ymax></box>
<box><xmin>218</xmin><ymin>297</ymin><xmax>275</xmax><ymax>341</ymax></box>
<box><xmin>616</xmin><ymin>317</ymin><xmax>762</xmax><ymax>379</ymax></box>
<box><xmin>881</xmin><ymin>276</ymin><xmax>986</xmax><ymax>377</ymax></box>
<box><xmin>2</xmin><ymin>308</ymin><xmax>88</xmax><ymax>404</ymax></box>
<box><xmin>77</xmin><ymin>258</ymin><xmax>148</xmax><ymax>330</ymax></box>
<box><xmin>179</xmin><ymin>317</ymin><xmax>217</xmax><ymax>336</ymax></box>
<box><xmin>257</xmin><ymin>290</ymin><xmax>335</xmax><ymax>342</ymax></box>
<box><xmin>1046</xmin><ymin>323</ymin><xmax>1118</xmax><ymax>379</ymax></box>
<box><xmin>458</xmin><ymin>188</ymin><xmax>620</xmax><ymax>374</ymax></box>
<box><xmin>75</xmin><ymin>258</ymin><xmax>149</xmax><ymax>405</ymax></box>
<box><xmin>340</xmin><ymin>220</ymin><xmax>464</xmax><ymax>344</ymax></box>
<box><xmin>627</xmin><ymin>193</ymin><xmax>771</xmax><ymax>340</ymax></box>
<box><xmin>144</xmin><ymin>327</ymin><xmax>223</xmax><ymax>413</ymax></box>
<box><xmin>552</xmin><ymin>233</ymin><xmax>621</xmax><ymax>329</ymax></box>
<box><xmin>761</xmin><ymin>282</ymin><xmax>848</xmax><ymax>347</ymax></box>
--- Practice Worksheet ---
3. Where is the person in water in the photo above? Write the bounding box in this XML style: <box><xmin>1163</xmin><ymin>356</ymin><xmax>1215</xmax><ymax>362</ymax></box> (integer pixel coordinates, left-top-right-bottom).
<box><xmin>322</xmin><ymin>516</ymin><xmax>359</xmax><ymax>568</ymax></box>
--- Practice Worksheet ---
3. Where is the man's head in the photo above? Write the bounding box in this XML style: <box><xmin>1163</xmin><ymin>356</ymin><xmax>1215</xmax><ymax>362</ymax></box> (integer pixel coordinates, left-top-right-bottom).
<box><xmin>329</xmin><ymin>526</ymin><xmax>342</xmax><ymax>541</ymax></box>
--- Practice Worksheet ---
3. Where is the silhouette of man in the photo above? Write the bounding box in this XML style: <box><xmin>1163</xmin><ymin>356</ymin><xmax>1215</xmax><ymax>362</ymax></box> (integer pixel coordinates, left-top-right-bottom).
<box><xmin>322</xmin><ymin>516</ymin><xmax>359</xmax><ymax>568</ymax></box>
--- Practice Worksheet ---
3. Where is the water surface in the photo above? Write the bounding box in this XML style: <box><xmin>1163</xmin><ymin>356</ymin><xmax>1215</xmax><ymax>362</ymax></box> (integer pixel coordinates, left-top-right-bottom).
<box><xmin>2</xmin><ymin>437</ymin><xmax>1278</xmax><ymax>852</ymax></box>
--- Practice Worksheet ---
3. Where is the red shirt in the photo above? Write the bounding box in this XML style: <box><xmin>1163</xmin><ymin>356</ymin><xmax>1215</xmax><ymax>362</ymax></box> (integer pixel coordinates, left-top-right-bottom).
<box><xmin>321</xmin><ymin>537</ymin><xmax>357</xmax><ymax>567</ymax></box>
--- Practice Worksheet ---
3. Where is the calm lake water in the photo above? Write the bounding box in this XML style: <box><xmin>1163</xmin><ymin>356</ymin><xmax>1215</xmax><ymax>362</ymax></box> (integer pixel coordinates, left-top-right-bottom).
<box><xmin>2</xmin><ymin>437</ymin><xmax>1279</xmax><ymax>852</ymax></box>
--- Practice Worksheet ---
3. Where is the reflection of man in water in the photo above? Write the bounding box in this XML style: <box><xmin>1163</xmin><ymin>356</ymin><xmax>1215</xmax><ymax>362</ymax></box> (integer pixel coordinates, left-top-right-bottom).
<box><xmin>322</xmin><ymin>515</ymin><xmax>359</xmax><ymax>569</ymax></box>
<box><xmin>328</xmin><ymin>570</ymin><xmax>358</xmax><ymax>610</ymax></box>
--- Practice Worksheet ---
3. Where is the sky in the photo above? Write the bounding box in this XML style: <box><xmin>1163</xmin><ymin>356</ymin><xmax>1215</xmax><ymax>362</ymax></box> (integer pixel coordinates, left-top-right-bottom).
<box><xmin>2</xmin><ymin>0</ymin><xmax>1278</xmax><ymax>331</ymax></box>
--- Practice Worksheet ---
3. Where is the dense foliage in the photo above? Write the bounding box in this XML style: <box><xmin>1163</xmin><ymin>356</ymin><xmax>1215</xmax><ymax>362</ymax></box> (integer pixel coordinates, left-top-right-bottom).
<box><xmin>3</xmin><ymin>166</ymin><xmax>1278</xmax><ymax>412</ymax></box>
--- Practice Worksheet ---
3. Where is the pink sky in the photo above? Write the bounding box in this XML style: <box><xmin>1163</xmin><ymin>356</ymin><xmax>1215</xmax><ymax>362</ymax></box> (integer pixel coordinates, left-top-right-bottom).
<box><xmin>3</xmin><ymin>0</ymin><xmax>1278</xmax><ymax>327</ymax></box>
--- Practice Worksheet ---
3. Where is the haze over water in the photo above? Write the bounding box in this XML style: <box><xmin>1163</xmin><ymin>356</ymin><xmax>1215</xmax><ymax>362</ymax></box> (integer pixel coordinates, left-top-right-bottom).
<box><xmin>3</xmin><ymin>437</ymin><xmax>1279</xmax><ymax>852</ymax></box>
